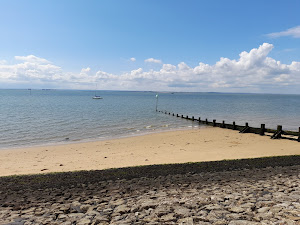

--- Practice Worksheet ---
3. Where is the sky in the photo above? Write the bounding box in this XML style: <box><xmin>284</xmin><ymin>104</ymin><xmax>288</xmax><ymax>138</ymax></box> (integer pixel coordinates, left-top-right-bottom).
<box><xmin>0</xmin><ymin>0</ymin><xmax>300</xmax><ymax>94</ymax></box>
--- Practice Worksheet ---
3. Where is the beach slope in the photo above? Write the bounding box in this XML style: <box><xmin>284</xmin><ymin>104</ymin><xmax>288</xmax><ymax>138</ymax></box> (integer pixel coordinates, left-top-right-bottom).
<box><xmin>0</xmin><ymin>127</ymin><xmax>299</xmax><ymax>176</ymax></box>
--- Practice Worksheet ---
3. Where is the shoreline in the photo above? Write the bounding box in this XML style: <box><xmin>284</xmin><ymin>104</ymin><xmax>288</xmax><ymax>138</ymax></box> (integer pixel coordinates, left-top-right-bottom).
<box><xmin>0</xmin><ymin>127</ymin><xmax>299</xmax><ymax>177</ymax></box>
<box><xmin>0</xmin><ymin>126</ymin><xmax>200</xmax><ymax>151</ymax></box>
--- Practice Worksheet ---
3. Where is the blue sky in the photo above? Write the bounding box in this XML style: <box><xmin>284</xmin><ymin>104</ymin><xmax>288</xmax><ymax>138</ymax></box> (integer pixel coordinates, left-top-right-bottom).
<box><xmin>0</xmin><ymin>0</ymin><xmax>300</xmax><ymax>93</ymax></box>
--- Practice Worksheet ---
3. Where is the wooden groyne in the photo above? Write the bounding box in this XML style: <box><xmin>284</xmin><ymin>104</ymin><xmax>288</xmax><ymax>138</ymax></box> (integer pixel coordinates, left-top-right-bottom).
<box><xmin>157</xmin><ymin>110</ymin><xmax>300</xmax><ymax>142</ymax></box>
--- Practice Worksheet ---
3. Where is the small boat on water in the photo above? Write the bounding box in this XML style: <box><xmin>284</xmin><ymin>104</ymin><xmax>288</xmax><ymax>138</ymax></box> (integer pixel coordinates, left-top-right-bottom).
<box><xmin>92</xmin><ymin>84</ymin><xmax>103</xmax><ymax>99</ymax></box>
<box><xmin>92</xmin><ymin>95</ymin><xmax>103</xmax><ymax>99</ymax></box>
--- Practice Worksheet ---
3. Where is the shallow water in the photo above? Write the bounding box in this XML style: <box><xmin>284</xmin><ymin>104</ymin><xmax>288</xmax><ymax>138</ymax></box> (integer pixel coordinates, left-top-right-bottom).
<box><xmin>1</xmin><ymin>89</ymin><xmax>299</xmax><ymax>149</ymax></box>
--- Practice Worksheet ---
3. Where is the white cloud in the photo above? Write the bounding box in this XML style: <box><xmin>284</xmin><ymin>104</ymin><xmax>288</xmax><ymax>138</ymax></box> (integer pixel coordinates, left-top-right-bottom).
<box><xmin>145</xmin><ymin>58</ymin><xmax>162</xmax><ymax>64</ymax></box>
<box><xmin>1</xmin><ymin>43</ymin><xmax>300</xmax><ymax>93</ymax></box>
<box><xmin>0</xmin><ymin>60</ymin><xmax>7</xmax><ymax>64</ymax></box>
<box><xmin>130</xmin><ymin>57</ymin><xmax>136</xmax><ymax>62</ymax></box>
<box><xmin>267</xmin><ymin>26</ymin><xmax>300</xmax><ymax>38</ymax></box>
<box><xmin>15</xmin><ymin>55</ymin><xmax>51</xmax><ymax>64</ymax></box>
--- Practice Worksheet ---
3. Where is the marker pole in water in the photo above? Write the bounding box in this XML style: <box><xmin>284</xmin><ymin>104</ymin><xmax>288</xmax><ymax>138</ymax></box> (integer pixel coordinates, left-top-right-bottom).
<box><xmin>155</xmin><ymin>94</ymin><xmax>158</xmax><ymax>111</ymax></box>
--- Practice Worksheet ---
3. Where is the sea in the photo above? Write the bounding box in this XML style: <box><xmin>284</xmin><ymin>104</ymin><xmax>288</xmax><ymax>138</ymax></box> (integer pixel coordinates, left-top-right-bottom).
<box><xmin>1</xmin><ymin>89</ymin><xmax>300</xmax><ymax>150</ymax></box>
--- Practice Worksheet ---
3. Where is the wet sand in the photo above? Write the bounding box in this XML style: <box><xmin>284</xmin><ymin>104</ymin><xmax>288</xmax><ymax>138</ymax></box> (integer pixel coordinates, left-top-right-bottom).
<box><xmin>0</xmin><ymin>127</ymin><xmax>299</xmax><ymax>177</ymax></box>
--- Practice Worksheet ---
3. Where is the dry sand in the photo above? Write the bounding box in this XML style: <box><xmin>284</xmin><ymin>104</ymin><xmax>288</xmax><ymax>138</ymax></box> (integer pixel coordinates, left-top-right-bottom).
<box><xmin>0</xmin><ymin>127</ymin><xmax>299</xmax><ymax>177</ymax></box>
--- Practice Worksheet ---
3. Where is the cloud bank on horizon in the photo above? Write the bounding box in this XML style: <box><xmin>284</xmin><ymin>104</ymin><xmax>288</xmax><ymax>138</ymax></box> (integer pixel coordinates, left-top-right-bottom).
<box><xmin>1</xmin><ymin>43</ymin><xmax>300</xmax><ymax>94</ymax></box>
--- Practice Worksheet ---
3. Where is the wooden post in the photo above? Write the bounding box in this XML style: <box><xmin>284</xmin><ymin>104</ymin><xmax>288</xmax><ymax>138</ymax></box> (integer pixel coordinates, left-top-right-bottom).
<box><xmin>168</xmin><ymin>112</ymin><xmax>170</xmax><ymax>115</ymax></box>
<box><xmin>260</xmin><ymin>124</ymin><xmax>265</xmax><ymax>136</ymax></box>
<box><xmin>298</xmin><ymin>127</ymin><xmax>300</xmax><ymax>142</ymax></box>
<box><xmin>221</xmin><ymin>120</ymin><xmax>225</xmax><ymax>128</ymax></box>
<box><xmin>181</xmin><ymin>115</ymin><xmax>184</xmax><ymax>118</ymax></box>
<box><xmin>271</xmin><ymin>125</ymin><xmax>283</xmax><ymax>139</ymax></box>
<box><xmin>277</xmin><ymin>125</ymin><xmax>282</xmax><ymax>138</ymax></box>
<box><xmin>192</xmin><ymin>116</ymin><xmax>194</xmax><ymax>121</ymax></box>
<box><xmin>198</xmin><ymin>117</ymin><xmax>201</xmax><ymax>122</ymax></box>
<box><xmin>240</xmin><ymin>122</ymin><xmax>250</xmax><ymax>133</ymax></box>
<box><xmin>186</xmin><ymin>115</ymin><xmax>189</xmax><ymax>119</ymax></box>
<box><xmin>213</xmin><ymin>119</ymin><xmax>216</xmax><ymax>127</ymax></box>
<box><xmin>205</xmin><ymin>119</ymin><xmax>208</xmax><ymax>124</ymax></box>
<box><xmin>233</xmin><ymin>121</ymin><xmax>236</xmax><ymax>130</ymax></box>
<box><xmin>172</xmin><ymin>113</ymin><xmax>174</xmax><ymax>116</ymax></box>
<box><xmin>177</xmin><ymin>114</ymin><xmax>179</xmax><ymax>117</ymax></box>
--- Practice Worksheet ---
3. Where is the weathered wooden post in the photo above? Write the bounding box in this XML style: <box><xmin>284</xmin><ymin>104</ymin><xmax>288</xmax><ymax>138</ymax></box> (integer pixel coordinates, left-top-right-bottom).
<box><xmin>213</xmin><ymin>119</ymin><xmax>216</xmax><ymax>127</ymax></box>
<box><xmin>240</xmin><ymin>122</ymin><xmax>250</xmax><ymax>133</ymax></box>
<box><xmin>277</xmin><ymin>125</ymin><xmax>282</xmax><ymax>138</ymax></box>
<box><xmin>298</xmin><ymin>127</ymin><xmax>300</xmax><ymax>142</ymax></box>
<box><xmin>172</xmin><ymin>113</ymin><xmax>174</xmax><ymax>116</ymax></box>
<box><xmin>220</xmin><ymin>120</ymin><xmax>225</xmax><ymax>128</ymax></box>
<box><xmin>271</xmin><ymin>125</ymin><xmax>283</xmax><ymax>139</ymax></box>
<box><xmin>168</xmin><ymin>112</ymin><xmax>170</xmax><ymax>115</ymax></box>
<box><xmin>177</xmin><ymin>114</ymin><xmax>179</xmax><ymax>117</ymax></box>
<box><xmin>192</xmin><ymin>116</ymin><xmax>194</xmax><ymax>121</ymax></box>
<box><xmin>233</xmin><ymin>121</ymin><xmax>236</xmax><ymax>130</ymax></box>
<box><xmin>181</xmin><ymin>115</ymin><xmax>184</xmax><ymax>118</ymax></box>
<box><xmin>260</xmin><ymin>124</ymin><xmax>265</xmax><ymax>136</ymax></box>
<box><xmin>205</xmin><ymin>119</ymin><xmax>208</xmax><ymax>124</ymax></box>
<box><xmin>198</xmin><ymin>117</ymin><xmax>201</xmax><ymax>122</ymax></box>
<box><xmin>186</xmin><ymin>115</ymin><xmax>189</xmax><ymax>119</ymax></box>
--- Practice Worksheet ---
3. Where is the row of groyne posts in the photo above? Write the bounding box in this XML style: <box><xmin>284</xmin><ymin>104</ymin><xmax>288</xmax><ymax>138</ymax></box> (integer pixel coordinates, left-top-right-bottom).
<box><xmin>157</xmin><ymin>110</ymin><xmax>300</xmax><ymax>142</ymax></box>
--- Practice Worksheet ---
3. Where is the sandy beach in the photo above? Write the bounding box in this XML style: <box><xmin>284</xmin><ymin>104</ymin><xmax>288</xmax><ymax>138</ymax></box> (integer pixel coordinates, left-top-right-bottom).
<box><xmin>0</xmin><ymin>127</ymin><xmax>299</xmax><ymax>177</ymax></box>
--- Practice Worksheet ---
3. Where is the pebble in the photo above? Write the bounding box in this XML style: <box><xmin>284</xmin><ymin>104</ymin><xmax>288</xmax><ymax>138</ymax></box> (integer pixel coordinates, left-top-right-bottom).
<box><xmin>0</xmin><ymin>165</ymin><xmax>299</xmax><ymax>224</ymax></box>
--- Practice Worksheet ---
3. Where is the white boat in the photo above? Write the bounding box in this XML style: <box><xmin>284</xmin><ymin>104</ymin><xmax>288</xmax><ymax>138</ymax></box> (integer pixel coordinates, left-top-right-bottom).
<box><xmin>92</xmin><ymin>84</ymin><xmax>103</xmax><ymax>99</ymax></box>
<box><xmin>92</xmin><ymin>95</ymin><xmax>103</xmax><ymax>99</ymax></box>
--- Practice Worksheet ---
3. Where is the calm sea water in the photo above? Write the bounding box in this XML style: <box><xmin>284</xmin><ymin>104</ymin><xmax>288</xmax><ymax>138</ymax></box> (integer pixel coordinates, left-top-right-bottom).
<box><xmin>1</xmin><ymin>89</ymin><xmax>300</xmax><ymax>149</ymax></box>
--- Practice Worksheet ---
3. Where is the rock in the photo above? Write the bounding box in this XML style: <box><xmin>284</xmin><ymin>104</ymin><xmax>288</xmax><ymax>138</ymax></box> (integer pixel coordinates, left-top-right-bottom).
<box><xmin>240</xmin><ymin>203</ymin><xmax>255</xmax><ymax>209</ymax></box>
<box><xmin>77</xmin><ymin>218</ymin><xmax>91</xmax><ymax>225</ymax></box>
<box><xmin>205</xmin><ymin>204</ymin><xmax>222</xmax><ymax>211</ymax></box>
<box><xmin>102</xmin><ymin>208</ymin><xmax>113</xmax><ymax>215</ymax></box>
<box><xmin>139</xmin><ymin>200</ymin><xmax>157</xmax><ymax>210</ymax></box>
<box><xmin>21</xmin><ymin>207</ymin><xmax>35</xmax><ymax>215</ymax></box>
<box><xmin>226</xmin><ymin>213</ymin><xmax>243</xmax><ymax>220</ymax></box>
<box><xmin>257</xmin><ymin>207</ymin><xmax>270</xmax><ymax>213</ymax></box>
<box><xmin>228</xmin><ymin>220</ymin><xmax>259</xmax><ymax>225</ymax></box>
<box><xmin>114</xmin><ymin>205</ymin><xmax>131</xmax><ymax>214</ymax></box>
<box><xmin>4</xmin><ymin>222</ymin><xmax>26</xmax><ymax>225</ymax></box>
<box><xmin>87</xmin><ymin>210</ymin><xmax>100</xmax><ymax>217</ymax></box>
<box><xmin>94</xmin><ymin>215</ymin><xmax>109</xmax><ymax>223</ymax></box>
<box><xmin>59</xmin><ymin>205</ymin><xmax>71</xmax><ymax>213</ymax></box>
<box><xmin>177</xmin><ymin>217</ymin><xmax>194</xmax><ymax>224</ymax></box>
<box><xmin>228</xmin><ymin>206</ymin><xmax>244</xmax><ymax>213</ymax></box>
<box><xmin>80</xmin><ymin>204</ymin><xmax>91</xmax><ymax>213</ymax></box>
<box><xmin>174</xmin><ymin>206</ymin><xmax>190</xmax><ymax>217</ymax></box>
<box><xmin>111</xmin><ymin>199</ymin><xmax>126</xmax><ymax>206</ymax></box>
<box><xmin>71</xmin><ymin>201</ymin><xmax>82</xmax><ymax>213</ymax></box>
<box><xmin>153</xmin><ymin>205</ymin><xmax>171</xmax><ymax>217</ymax></box>
<box><xmin>61</xmin><ymin>222</ymin><xmax>72</xmax><ymax>225</ymax></box>
<box><xmin>160</xmin><ymin>213</ymin><xmax>176</xmax><ymax>222</ymax></box>
<box><xmin>287</xmin><ymin>216</ymin><xmax>300</xmax><ymax>221</ymax></box>
<box><xmin>1</xmin><ymin>165</ymin><xmax>299</xmax><ymax>225</ymax></box>
<box><xmin>68</xmin><ymin>213</ymin><xmax>85</xmax><ymax>219</ymax></box>
<box><xmin>57</xmin><ymin>214</ymin><xmax>68</xmax><ymax>220</ymax></box>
